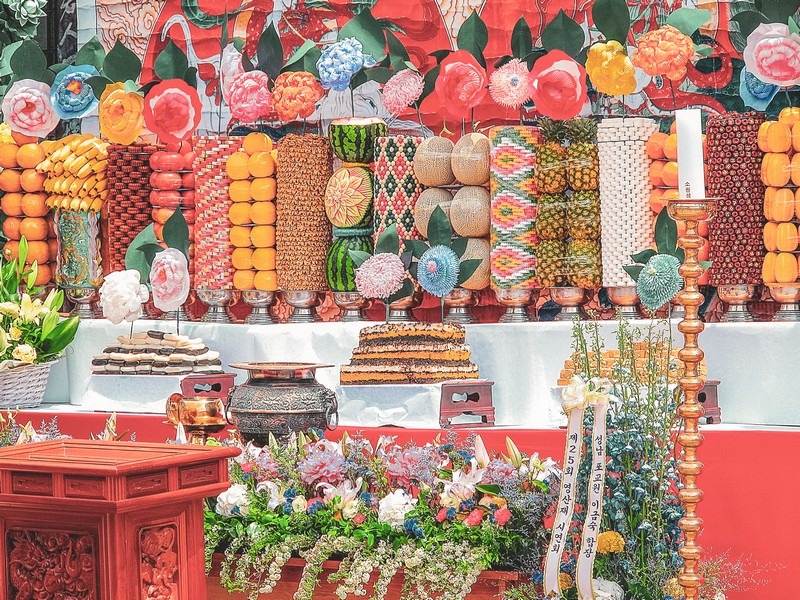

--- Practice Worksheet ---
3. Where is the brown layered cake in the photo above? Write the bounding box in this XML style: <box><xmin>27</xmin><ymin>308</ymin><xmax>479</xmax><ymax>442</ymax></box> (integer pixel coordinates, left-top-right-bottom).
<box><xmin>340</xmin><ymin>323</ymin><xmax>479</xmax><ymax>385</ymax></box>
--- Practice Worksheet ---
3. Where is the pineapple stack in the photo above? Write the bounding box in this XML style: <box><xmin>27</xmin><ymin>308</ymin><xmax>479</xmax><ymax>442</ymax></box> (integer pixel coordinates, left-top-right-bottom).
<box><xmin>534</xmin><ymin>120</ymin><xmax>569</xmax><ymax>287</ymax></box>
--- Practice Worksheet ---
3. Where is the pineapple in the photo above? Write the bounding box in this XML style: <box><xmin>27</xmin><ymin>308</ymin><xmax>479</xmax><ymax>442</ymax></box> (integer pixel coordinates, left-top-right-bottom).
<box><xmin>567</xmin><ymin>239</ymin><xmax>601</xmax><ymax>288</ymax></box>
<box><xmin>537</xmin><ymin>240</ymin><xmax>568</xmax><ymax>287</ymax></box>
<box><xmin>535</xmin><ymin>119</ymin><xmax>567</xmax><ymax>193</ymax></box>
<box><xmin>536</xmin><ymin>193</ymin><xmax>567</xmax><ymax>240</ymax></box>
<box><xmin>567</xmin><ymin>190</ymin><xmax>600</xmax><ymax>240</ymax></box>
<box><xmin>565</xmin><ymin>118</ymin><xmax>599</xmax><ymax>191</ymax></box>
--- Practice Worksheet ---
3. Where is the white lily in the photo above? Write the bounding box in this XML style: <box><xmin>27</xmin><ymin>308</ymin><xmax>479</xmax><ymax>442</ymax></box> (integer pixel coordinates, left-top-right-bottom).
<box><xmin>255</xmin><ymin>480</ymin><xmax>288</xmax><ymax>510</ymax></box>
<box><xmin>474</xmin><ymin>435</ymin><xmax>490</xmax><ymax>468</ymax></box>
<box><xmin>439</xmin><ymin>459</ymin><xmax>485</xmax><ymax>506</ymax></box>
<box><xmin>317</xmin><ymin>477</ymin><xmax>363</xmax><ymax>515</ymax></box>
<box><xmin>375</xmin><ymin>435</ymin><xmax>397</xmax><ymax>456</ymax></box>
<box><xmin>19</xmin><ymin>294</ymin><xmax>47</xmax><ymax>323</ymax></box>
<box><xmin>505</xmin><ymin>436</ymin><xmax>522</xmax><ymax>468</ymax></box>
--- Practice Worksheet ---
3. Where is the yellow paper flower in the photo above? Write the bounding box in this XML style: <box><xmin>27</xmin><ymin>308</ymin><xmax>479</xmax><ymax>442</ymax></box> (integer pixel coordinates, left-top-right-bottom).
<box><xmin>98</xmin><ymin>82</ymin><xmax>144</xmax><ymax>145</ymax></box>
<box><xmin>597</xmin><ymin>530</ymin><xmax>626</xmax><ymax>553</ymax></box>
<box><xmin>558</xmin><ymin>573</ymin><xmax>574</xmax><ymax>590</ymax></box>
<box><xmin>631</xmin><ymin>25</ymin><xmax>694</xmax><ymax>81</ymax></box>
<box><xmin>586</xmin><ymin>41</ymin><xmax>637</xmax><ymax>96</ymax></box>
<box><xmin>0</xmin><ymin>122</ymin><xmax>13</xmax><ymax>143</ymax></box>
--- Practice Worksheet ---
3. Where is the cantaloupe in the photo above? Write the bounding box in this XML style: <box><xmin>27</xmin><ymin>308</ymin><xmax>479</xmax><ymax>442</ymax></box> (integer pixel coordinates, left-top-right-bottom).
<box><xmin>450</xmin><ymin>186</ymin><xmax>490</xmax><ymax>237</ymax></box>
<box><xmin>413</xmin><ymin>136</ymin><xmax>455</xmax><ymax>187</ymax></box>
<box><xmin>414</xmin><ymin>188</ymin><xmax>453</xmax><ymax>238</ymax></box>
<box><xmin>451</xmin><ymin>133</ymin><xmax>490</xmax><ymax>186</ymax></box>
<box><xmin>459</xmin><ymin>237</ymin><xmax>490</xmax><ymax>290</ymax></box>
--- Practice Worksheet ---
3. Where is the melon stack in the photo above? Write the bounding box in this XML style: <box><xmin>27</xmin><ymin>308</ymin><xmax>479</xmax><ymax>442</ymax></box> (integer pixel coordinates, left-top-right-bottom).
<box><xmin>225</xmin><ymin>133</ymin><xmax>278</xmax><ymax>293</ymax></box>
<box><xmin>412</xmin><ymin>134</ymin><xmax>491</xmax><ymax>290</ymax></box>
<box><xmin>0</xmin><ymin>140</ymin><xmax>55</xmax><ymax>286</ymax></box>
<box><xmin>324</xmin><ymin>118</ymin><xmax>385</xmax><ymax>293</ymax></box>
<box><xmin>759</xmin><ymin>108</ymin><xmax>800</xmax><ymax>285</ymax></box>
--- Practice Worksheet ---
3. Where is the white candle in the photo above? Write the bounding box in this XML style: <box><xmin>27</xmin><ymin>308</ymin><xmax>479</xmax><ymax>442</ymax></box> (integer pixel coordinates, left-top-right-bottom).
<box><xmin>675</xmin><ymin>109</ymin><xmax>706</xmax><ymax>199</ymax></box>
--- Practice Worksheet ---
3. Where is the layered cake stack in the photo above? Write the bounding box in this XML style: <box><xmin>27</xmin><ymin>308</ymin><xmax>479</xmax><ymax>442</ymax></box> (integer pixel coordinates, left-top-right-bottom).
<box><xmin>91</xmin><ymin>330</ymin><xmax>223</xmax><ymax>375</ymax></box>
<box><xmin>340</xmin><ymin>323</ymin><xmax>479</xmax><ymax>385</ymax></box>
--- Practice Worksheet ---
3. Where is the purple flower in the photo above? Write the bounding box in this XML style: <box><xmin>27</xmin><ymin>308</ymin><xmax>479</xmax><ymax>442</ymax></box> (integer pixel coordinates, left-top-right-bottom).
<box><xmin>482</xmin><ymin>459</ymin><xmax>518</xmax><ymax>485</ymax></box>
<box><xmin>298</xmin><ymin>447</ymin><xmax>346</xmax><ymax>485</ymax></box>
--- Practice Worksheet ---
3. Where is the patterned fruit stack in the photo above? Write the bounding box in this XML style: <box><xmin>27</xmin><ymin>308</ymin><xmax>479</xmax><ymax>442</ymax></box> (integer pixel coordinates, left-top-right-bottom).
<box><xmin>489</xmin><ymin>126</ymin><xmax>539</xmax><ymax>290</ymax></box>
<box><xmin>104</xmin><ymin>144</ymin><xmax>156</xmax><ymax>274</ymax></box>
<box><xmin>597</xmin><ymin>117</ymin><xmax>659</xmax><ymax>286</ymax></box>
<box><xmin>324</xmin><ymin>118</ymin><xmax>385</xmax><ymax>292</ymax></box>
<box><xmin>193</xmin><ymin>135</ymin><xmax>243</xmax><ymax>290</ymax></box>
<box><xmin>706</xmin><ymin>112</ymin><xmax>766</xmax><ymax>286</ymax></box>
<box><xmin>759</xmin><ymin>108</ymin><xmax>800</xmax><ymax>285</ymax></box>
<box><xmin>0</xmin><ymin>140</ymin><xmax>55</xmax><ymax>286</ymax></box>
<box><xmin>149</xmin><ymin>143</ymin><xmax>196</xmax><ymax>284</ymax></box>
<box><xmin>373</xmin><ymin>135</ymin><xmax>425</xmax><ymax>245</ymax></box>
<box><xmin>225</xmin><ymin>132</ymin><xmax>278</xmax><ymax>292</ymax></box>
<box><xmin>276</xmin><ymin>134</ymin><xmax>332</xmax><ymax>291</ymax></box>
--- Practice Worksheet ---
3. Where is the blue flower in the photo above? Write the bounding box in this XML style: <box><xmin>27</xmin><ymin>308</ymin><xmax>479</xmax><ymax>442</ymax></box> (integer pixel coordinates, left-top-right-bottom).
<box><xmin>417</xmin><ymin>245</ymin><xmax>460</xmax><ymax>297</ymax></box>
<box><xmin>283</xmin><ymin>488</ymin><xmax>297</xmax><ymax>500</ymax></box>
<box><xmin>531</xmin><ymin>572</ymin><xmax>544</xmax><ymax>584</ymax></box>
<box><xmin>316</xmin><ymin>38</ymin><xmax>376</xmax><ymax>91</ymax></box>
<box><xmin>739</xmin><ymin>67</ymin><xmax>779</xmax><ymax>112</ymax></box>
<box><xmin>637</xmin><ymin>254</ymin><xmax>683</xmax><ymax>311</ymax></box>
<box><xmin>445</xmin><ymin>507</ymin><xmax>456</xmax><ymax>521</ymax></box>
<box><xmin>307</xmin><ymin>500</ymin><xmax>323</xmax><ymax>515</ymax></box>
<box><xmin>459</xmin><ymin>498</ymin><xmax>475</xmax><ymax>511</ymax></box>
<box><xmin>283</xmin><ymin>503</ymin><xmax>293</xmax><ymax>515</ymax></box>
<box><xmin>308</xmin><ymin>427</ymin><xmax>325</xmax><ymax>438</ymax></box>
<box><xmin>456</xmin><ymin>449</ymin><xmax>472</xmax><ymax>462</ymax></box>
<box><xmin>359</xmin><ymin>492</ymin><xmax>374</xmax><ymax>506</ymax></box>
<box><xmin>51</xmin><ymin>65</ymin><xmax>100</xmax><ymax>119</ymax></box>
<box><xmin>403</xmin><ymin>518</ymin><xmax>425</xmax><ymax>538</ymax></box>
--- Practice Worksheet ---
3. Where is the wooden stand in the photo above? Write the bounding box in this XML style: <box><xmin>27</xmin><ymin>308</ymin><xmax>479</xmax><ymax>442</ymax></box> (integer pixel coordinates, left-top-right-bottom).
<box><xmin>439</xmin><ymin>380</ymin><xmax>495</xmax><ymax>428</ymax></box>
<box><xmin>0</xmin><ymin>439</ymin><xmax>238</xmax><ymax>599</ymax></box>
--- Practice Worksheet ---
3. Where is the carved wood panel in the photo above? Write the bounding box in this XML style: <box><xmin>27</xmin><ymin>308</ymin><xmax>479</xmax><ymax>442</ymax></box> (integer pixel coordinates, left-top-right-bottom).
<box><xmin>139</xmin><ymin>524</ymin><xmax>179</xmax><ymax>600</ymax></box>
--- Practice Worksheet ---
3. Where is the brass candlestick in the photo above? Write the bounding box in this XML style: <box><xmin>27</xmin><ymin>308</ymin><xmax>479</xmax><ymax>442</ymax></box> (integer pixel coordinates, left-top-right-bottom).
<box><xmin>668</xmin><ymin>197</ymin><xmax>716</xmax><ymax>600</ymax></box>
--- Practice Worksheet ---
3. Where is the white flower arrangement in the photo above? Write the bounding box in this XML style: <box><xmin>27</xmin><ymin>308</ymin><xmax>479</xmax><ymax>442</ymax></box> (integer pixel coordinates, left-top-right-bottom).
<box><xmin>99</xmin><ymin>270</ymin><xmax>149</xmax><ymax>324</ymax></box>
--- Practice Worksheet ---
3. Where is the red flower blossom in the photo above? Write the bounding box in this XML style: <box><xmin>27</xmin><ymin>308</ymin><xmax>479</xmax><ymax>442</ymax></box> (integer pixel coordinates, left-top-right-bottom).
<box><xmin>353</xmin><ymin>513</ymin><xmax>366</xmax><ymax>524</ymax></box>
<box><xmin>143</xmin><ymin>79</ymin><xmax>202</xmax><ymax>145</ymax></box>
<box><xmin>434</xmin><ymin>50</ymin><xmax>488</xmax><ymax>120</ymax></box>
<box><xmin>493</xmin><ymin>507</ymin><xmax>512</xmax><ymax>526</ymax></box>
<box><xmin>528</xmin><ymin>50</ymin><xmax>588</xmax><ymax>121</ymax></box>
<box><xmin>464</xmin><ymin>508</ymin><xmax>483</xmax><ymax>527</ymax></box>
<box><xmin>435</xmin><ymin>507</ymin><xmax>449</xmax><ymax>523</ymax></box>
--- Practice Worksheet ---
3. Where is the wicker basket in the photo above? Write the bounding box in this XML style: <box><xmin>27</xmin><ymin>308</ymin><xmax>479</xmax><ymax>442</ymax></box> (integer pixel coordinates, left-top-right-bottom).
<box><xmin>0</xmin><ymin>361</ymin><xmax>54</xmax><ymax>409</ymax></box>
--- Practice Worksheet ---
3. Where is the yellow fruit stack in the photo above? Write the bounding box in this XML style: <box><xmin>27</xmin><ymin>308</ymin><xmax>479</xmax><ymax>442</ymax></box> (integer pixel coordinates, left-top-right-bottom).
<box><xmin>226</xmin><ymin>132</ymin><xmax>278</xmax><ymax>291</ymax></box>
<box><xmin>0</xmin><ymin>141</ymin><xmax>56</xmax><ymax>285</ymax></box>
<box><xmin>36</xmin><ymin>133</ymin><xmax>109</xmax><ymax>212</ymax></box>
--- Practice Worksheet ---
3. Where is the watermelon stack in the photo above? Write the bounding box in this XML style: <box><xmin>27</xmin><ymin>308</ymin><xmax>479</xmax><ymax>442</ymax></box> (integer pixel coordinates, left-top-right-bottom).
<box><xmin>324</xmin><ymin>118</ymin><xmax>386</xmax><ymax>292</ymax></box>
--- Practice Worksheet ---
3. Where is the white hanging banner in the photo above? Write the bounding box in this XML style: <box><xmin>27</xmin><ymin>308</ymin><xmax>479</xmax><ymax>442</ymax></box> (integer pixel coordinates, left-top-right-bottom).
<box><xmin>675</xmin><ymin>108</ymin><xmax>706</xmax><ymax>199</ymax></box>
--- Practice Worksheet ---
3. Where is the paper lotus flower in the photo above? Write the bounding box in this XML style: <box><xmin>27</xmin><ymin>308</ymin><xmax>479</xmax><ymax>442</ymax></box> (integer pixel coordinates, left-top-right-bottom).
<box><xmin>489</xmin><ymin>59</ymin><xmax>531</xmax><ymax>109</ymax></box>
<box><xmin>149</xmin><ymin>248</ymin><xmax>190</xmax><ymax>313</ymax></box>
<box><xmin>143</xmin><ymin>79</ymin><xmax>202</xmax><ymax>144</ymax></box>
<box><xmin>528</xmin><ymin>50</ymin><xmax>587</xmax><ymax>121</ymax></box>
<box><xmin>317</xmin><ymin>38</ymin><xmax>376</xmax><ymax>92</ymax></box>
<box><xmin>417</xmin><ymin>245</ymin><xmax>460</xmax><ymax>297</ymax></box>
<box><xmin>98</xmin><ymin>82</ymin><xmax>145</xmax><ymax>145</ymax></box>
<box><xmin>99</xmin><ymin>270</ymin><xmax>150</xmax><ymax>324</ymax></box>
<box><xmin>434</xmin><ymin>50</ymin><xmax>488</xmax><ymax>119</ymax></box>
<box><xmin>585</xmin><ymin>41</ymin><xmax>637</xmax><ymax>97</ymax></box>
<box><xmin>382</xmin><ymin>69</ymin><xmax>425</xmax><ymax>115</ymax></box>
<box><xmin>8</xmin><ymin>0</ymin><xmax>46</xmax><ymax>26</ymax></box>
<box><xmin>1</xmin><ymin>79</ymin><xmax>59</xmax><ymax>139</ymax></box>
<box><xmin>631</xmin><ymin>25</ymin><xmax>694</xmax><ymax>81</ymax></box>
<box><xmin>743</xmin><ymin>23</ymin><xmax>800</xmax><ymax>87</ymax></box>
<box><xmin>272</xmin><ymin>71</ymin><xmax>324</xmax><ymax>121</ymax></box>
<box><xmin>51</xmin><ymin>65</ymin><xmax>100</xmax><ymax>120</ymax></box>
<box><xmin>220</xmin><ymin>43</ymin><xmax>245</xmax><ymax>104</ymax></box>
<box><xmin>354</xmin><ymin>252</ymin><xmax>406</xmax><ymax>299</ymax></box>
<box><xmin>228</xmin><ymin>71</ymin><xmax>274</xmax><ymax>123</ymax></box>
<box><xmin>637</xmin><ymin>254</ymin><xmax>683</xmax><ymax>310</ymax></box>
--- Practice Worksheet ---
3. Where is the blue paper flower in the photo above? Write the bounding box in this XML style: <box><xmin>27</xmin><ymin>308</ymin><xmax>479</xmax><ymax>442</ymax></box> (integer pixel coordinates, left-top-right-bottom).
<box><xmin>316</xmin><ymin>38</ymin><xmax>376</xmax><ymax>91</ymax></box>
<box><xmin>417</xmin><ymin>245</ymin><xmax>460</xmax><ymax>297</ymax></box>
<box><xmin>403</xmin><ymin>518</ymin><xmax>425</xmax><ymax>538</ymax></box>
<box><xmin>51</xmin><ymin>65</ymin><xmax>100</xmax><ymax>119</ymax></box>
<box><xmin>637</xmin><ymin>254</ymin><xmax>683</xmax><ymax>310</ymax></box>
<box><xmin>739</xmin><ymin>67</ymin><xmax>779</xmax><ymax>112</ymax></box>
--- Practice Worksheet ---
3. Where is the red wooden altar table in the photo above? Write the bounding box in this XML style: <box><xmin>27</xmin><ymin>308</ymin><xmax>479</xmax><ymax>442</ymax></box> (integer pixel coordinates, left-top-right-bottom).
<box><xmin>0</xmin><ymin>439</ymin><xmax>239</xmax><ymax>600</ymax></box>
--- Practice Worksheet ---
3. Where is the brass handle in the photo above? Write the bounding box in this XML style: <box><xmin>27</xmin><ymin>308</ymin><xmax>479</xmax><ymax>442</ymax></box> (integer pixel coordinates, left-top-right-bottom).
<box><xmin>325</xmin><ymin>390</ymin><xmax>338</xmax><ymax>430</ymax></box>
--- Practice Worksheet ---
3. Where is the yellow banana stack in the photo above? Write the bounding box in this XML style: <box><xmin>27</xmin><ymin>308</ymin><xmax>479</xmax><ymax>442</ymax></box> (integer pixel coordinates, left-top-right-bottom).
<box><xmin>36</xmin><ymin>133</ymin><xmax>109</xmax><ymax>212</ymax></box>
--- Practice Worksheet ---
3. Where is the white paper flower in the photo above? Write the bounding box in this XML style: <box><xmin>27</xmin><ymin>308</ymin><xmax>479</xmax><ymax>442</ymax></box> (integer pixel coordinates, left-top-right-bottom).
<box><xmin>291</xmin><ymin>495</ymin><xmax>308</xmax><ymax>513</ymax></box>
<box><xmin>215</xmin><ymin>483</ymin><xmax>250</xmax><ymax>517</ymax></box>
<box><xmin>593</xmin><ymin>579</ymin><xmax>624</xmax><ymax>599</ymax></box>
<box><xmin>99</xmin><ymin>270</ymin><xmax>150</xmax><ymax>324</ymax></box>
<box><xmin>377</xmin><ymin>489</ymin><xmax>417</xmax><ymax>527</ymax></box>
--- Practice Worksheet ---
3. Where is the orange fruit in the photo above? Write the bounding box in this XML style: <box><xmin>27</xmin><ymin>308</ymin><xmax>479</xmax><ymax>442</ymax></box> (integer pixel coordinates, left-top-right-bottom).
<box><xmin>243</xmin><ymin>132</ymin><xmax>273</xmax><ymax>155</ymax></box>
<box><xmin>10</xmin><ymin>130</ymin><xmax>37</xmax><ymax>145</ymax></box>
<box><xmin>3</xmin><ymin>216</ymin><xmax>22</xmax><ymax>240</ymax></box>
<box><xmin>19</xmin><ymin>217</ymin><xmax>48</xmax><ymax>241</ymax></box>
<box><xmin>21</xmin><ymin>192</ymin><xmax>48</xmax><ymax>217</ymax></box>
<box><xmin>25</xmin><ymin>240</ymin><xmax>50</xmax><ymax>264</ymax></box>
<box><xmin>228</xmin><ymin>202</ymin><xmax>252</xmax><ymax>225</ymax></box>
<box><xmin>233</xmin><ymin>269</ymin><xmax>256</xmax><ymax>291</ymax></box>
<box><xmin>46</xmin><ymin>217</ymin><xmax>55</xmax><ymax>238</ymax></box>
<box><xmin>661</xmin><ymin>188</ymin><xmax>680</xmax><ymax>201</ymax></box>
<box><xmin>230</xmin><ymin>225</ymin><xmax>252</xmax><ymax>248</ymax></box>
<box><xmin>250</xmin><ymin>225</ymin><xmax>275</xmax><ymax>248</ymax></box>
<box><xmin>663</xmin><ymin>134</ymin><xmax>678</xmax><ymax>160</ymax></box>
<box><xmin>232</xmin><ymin>248</ymin><xmax>254</xmax><ymax>270</ymax></box>
<box><xmin>250</xmin><ymin>201</ymin><xmax>276</xmax><ymax>225</ymax></box>
<box><xmin>661</xmin><ymin>161</ymin><xmax>679</xmax><ymax>187</ymax></box>
<box><xmin>20</xmin><ymin>169</ymin><xmax>45</xmax><ymax>192</ymax></box>
<box><xmin>649</xmin><ymin>188</ymin><xmax>666</xmax><ymax>213</ymax></box>
<box><xmin>247</xmin><ymin>152</ymin><xmax>275</xmax><ymax>178</ymax></box>
<box><xmin>0</xmin><ymin>143</ymin><xmax>19</xmax><ymax>168</ymax></box>
<box><xmin>3</xmin><ymin>240</ymin><xmax>19</xmax><ymax>259</ymax></box>
<box><xmin>1</xmin><ymin>192</ymin><xmax>23</xmax><ymax>216</ymax></box>
<box><xmin>646</xmin><ymin>132</ymin><xmax>668</xmax><ymax>160</ymax></box>
<box><xmin>16</xmin><ymin>143</ymin><xmax>44</xmax><ymax>169</ymax></box>
<box><xmin>226</xmin><ymin>152</ymin><xmax>250</xmax><ymax>180</ymax></box>
<box><xmin>250</xmin><ymin>177</ymin><xmax>276</xmax><ymax>201</ymax></box>
<box><xmin>0</xmin><ymin>169</ymin><xmax>22</xmax><ymax>192</ymax></box>
<box><xmin>648</xmin><ymin>161</ymin><xmax>666</xmax><ymax>187</ymax></box>
<box><xmin>270</xmin><ymin>149</ymin><xmax>278</xmax><ymax>163</ymax></box>
<box><xmin>254</xmin><ymin>270</ymin><xmax>278</xmax><ymax>291</ymax></box>
<box><xmin>669</xmin><ymin>121</ymin><xmax>677</xmax><ymax>134</ymax></box>
<box><xmin>47</xmin><ymin>238</ymin><xmax>58</xmax><ymax>260</ymax></box>
<box><xmin>229</xmin><ymin>180</ymin><xmax>252</xmax><ymax>202</ymax></box>
<box><xmin>252</xmin><ymin>247</ymin><xmax>276</xmax><ymax>271</ymax></box>
<box><xmin>32</xmin><ymin>263</ymin><xmax>52</xmax><ymax>286</ymax></box>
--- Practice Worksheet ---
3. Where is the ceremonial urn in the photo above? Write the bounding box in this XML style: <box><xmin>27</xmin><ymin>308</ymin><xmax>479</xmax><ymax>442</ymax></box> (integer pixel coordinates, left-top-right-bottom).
<box><xmin>227</xmin><ymin>363</ymin><xmax>338</xmax><ymax>444</ymax></box>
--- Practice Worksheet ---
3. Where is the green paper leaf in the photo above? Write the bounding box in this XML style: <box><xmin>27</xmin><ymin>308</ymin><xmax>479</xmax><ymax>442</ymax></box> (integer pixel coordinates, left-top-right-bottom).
<box><xmin>348</xmin><ymin>250</ymin><xmax>373</xmax><ymax>268</ymax></box>
<box><xmin>375</xmin><ymin>223</ymin><xmax>400</xmax><ymax>254</ymax></box>
<box><xmin>351</xmin><ymin>68</ymin><xmax>368</xmax><ymax>89</ymax></box>
<box><xmin>125</xmin><ymin>224</ymin><xmax>160</xmax><ymax>283</ymax></box>
<box><xmin>154</xmin><ymin>39</ymin><xmax>189</xmax><ymax>81</ymax></box>
<box><xmin>339</xmin><ymin>8</ymin><xmax>387</xmax><ymax>62</ymax></box>
<box><xmin>104</xmin><ymin>40</ymin><xmax>142</xmax><ymax>83</ymax></box>
<box><xmin>623</xmin><ymin>265</ymin><xmax>643</xmax><ymax>282</ymax></box>
<box><xmin>415</xmin><ymin>64</ymin><xmax>440</xmax><ymax>106</ymax></box>
<box><xmin>409</xmin><ymin>261</ymin><xmax>419</xmax><ymax>281</ymax></box>
<box><xmin>242</xmin><ymin>53</ymin><xmax>255</xmax><ymax>73</ymax></box>
<box><xmin>790</xmin><ymin>16</ymin><xmax>800</xmax><ymax>35</ymax></box>
<box><xmin>400</xmin><ymin>251</ymin><xmax>412</xmax><ymax>270</ymax></box>
<box><xmin>10</xmin><ymin>40</ymin><xmax>47</xmax><ymax>81</ymax></box>
<box><xmin>730</xmin><ymin>11</ymin><xmax>767</xmax><ymax>41</ymax></box>
<box><xmin>0</xmin><ymin>42</ymin><xmax>23</xmax><ymax>78</ymax></box>
<box><xmin>511</xmin><ymin>17</ymin><xmax>532</xmax><ymax>60</ymax></box>
<box><xmin>541</xmin><ymin>10</ymin><xmax>585</xmax><ymax>59</ymax></box>
<box><xmin>404</xmin><ymin>239</ymin><xmax>430</xmax><ymax>259</ymax></box>
<box><xmin>365</xmin><ymin>66</ymin><xmax>393</xmax><ymax>84</ymax></box>
<box><xmin>494</xmin><ymin>55</ymin><xmax>514</xmax><ymax>69</ymax></box>
<box><xmin>163</xmin><ymin>209</ymin><xmax>190</xmax><ymax>259</ymax></box>
<box><xmin>40</xmin><ymin>70</ymin><xmax>55</xmax><ymax>86</ymax></box>
<box><xmin>654</xmin><ymin>208</ymin><xmax>678</xmax><ymax>255</ymax></box>
<box><xmin>183</xmin><ymin>66</ymin><xmax>198</xmax><ymax>88</ymax></box>
<box><xmin>456</xmin><ymin>10</ymin><xmax>488</xmax><ymax>67</ymax></box>
<box><xmin>427</xmin><ymin>206</ymin><xmax>452</xmax><ymax>248</ymax></box>
<box><xmin>386</xmin><ymin>30</ymin><xmax>410</xmax><ymax>72</ymax></box>
<box><xmin>450</xmin><ymin>237</ymin><xmax>468</xmax><ymax>258</ymax></box>
<box><xmin>631</xmin><ymin>249</ymin><xmax>657</xmax><ymax>265</ymax></box>
<box><xmin>756</xmin><ymin>0</ymin><xmax>800</xmax><ymax>23</ymax></box>
<box><xmin>387</xmin><ymin>278</ymin><xmax>414</xmax><ymax>304</ymax></box>
<box><xmin>456</xmin><ymin>259</ymin><xmax>481</xmax><ymax>286</ymax></box>
<box><xmin>123</xmin><ymin>79</ymin><xmax>139</xmax><ymax>94</ymax></box>
<box><xmin>282</xmin><ymin>39</ymin><xmax>322</xmax><ymax>79</ymax></box>
<box><xmin>86</xmin><ymin>76</ymin><xmax>113</xmax><ymax>100</ymax></box>
<box><xmin>476</xmin><ymin>484</ymin><xmax>501</xmax><ymax>495</ymax></box>
<box><xmin>232</xmin><ymin>38</ymin><xmax>245</xmax><ymax>52</ymax></box>
<box><xmin>50</xmin><ymin>63</ymin><xmax>68</xmax><ymax>74</ymax></box>
<box><xmin>524</xmin><ymin>48</ymin><xmax>547</xmax><ymax>70</ymax></box>
<box><xmin>592</xmin><ymin>0</ymin><xmax>630</xmax><ymax>44</ymax></box>
<box><xmin>666</xmin><ymin>8</ymin><xmax>712</xmax><ymax>36</ymax></box>
<box><xmin>257</xmin><ymin>22</ymin><xmax>283</xmax><ymax>80</ymax></box>
<box><xmin>429</xmin><ymin>50</ymin><xmax>451</xmax><ymax>64</ymax></box>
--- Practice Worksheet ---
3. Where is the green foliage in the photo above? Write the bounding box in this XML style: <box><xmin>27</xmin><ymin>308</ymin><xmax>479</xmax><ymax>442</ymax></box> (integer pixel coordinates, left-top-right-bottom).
<box><xmin>541</xmin><ymin>10</ymin><xmax>585</xmax><ymax>58</ymax></box>
<box><xmin>592</xmin><ymin>0</ymin><xmax>631</xmax><ymax>43</ymax></box>
<box><xmin>456</xmin><ymin>10</ymin><xmax>489</xmax><ymax>67</ymax></box>
<box><xmin>103</xmin><ymin>40</ymin><xmax>142</xmax><ymax>84</ymax></box>
<box><xmin>10</xmin><ymin>40</ymin><xmax>47</xmax><ymax>81</ymax></box>
<box><xmin>511</xmin><ymin>17</ymin><xmax>532</xmax><ymax>60</ymax></box>
<box><xmin>154</xmin><ymin>39</ymin><xmax>189</xmax><ymax>81</ymax></box>
<box><xmin>282</xmin><ymin>40</ymin><xmax>322</xmax><ymax>78</ymax></box>
<box><xmin>256</xmin><ymin>23</ymin><xmax>283</xmax><ymax>80</ymax></box>
<box><xmin>338</xmin><ymin>8</ymin><xmax>386</xmax><ymax>61</ymax></box>
<box><xmin>666</xmin><ymin>7</ymin><xmax>712</xmax><ymax>35</ymax></box>
<box><xmin>75</xmin><ymin>36</ymin><xmax>107</xmax><ymax>70</ymax></box>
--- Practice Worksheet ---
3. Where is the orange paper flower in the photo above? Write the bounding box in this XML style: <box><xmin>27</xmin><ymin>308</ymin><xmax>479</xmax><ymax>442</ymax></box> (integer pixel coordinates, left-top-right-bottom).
<box><xmin>99</xmin><ymin>82</ymin><xmax>144</xmax><ymax>145</ymax></box>
<box><xmin>631</xmin><ymin>25</ymin><xmax>694</xmax><ymax>81</ymax></box>
<box><xmin>272</xmin><ymin>72</ymin><xmax>324</xmax><ymax>121</ymax></box>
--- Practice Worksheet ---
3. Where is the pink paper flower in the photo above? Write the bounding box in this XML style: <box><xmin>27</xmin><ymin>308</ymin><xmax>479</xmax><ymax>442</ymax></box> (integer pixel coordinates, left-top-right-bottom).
<box><xmin>464</xmin><ymin>508</ymin><xmax>483</xmax><ymax>526</ymax></box>
<box><xmin>435</xmin><ymin>507</ymin><xmax>450</xmax><ymax>523</ymax></box>
<box><xmin>1</xmin><ymin>79</ymin><xmax>59</xmax><ymax>139</ymax></box>
<box><xmin>743</xmin><ymin>23</ymin><xmax>800</xmax><ymax>87</ymax></box>
<box><xmin>149</xmin><ymin>248</ymin><xmax>190</xmax><ymax>313</ymax></box>
<box><xmin>143</xmin><ymin>79</ymin><xmax>202</xmax><ymax>144</ymax></box>
<box><xmin>382</xmin><ymin>69</ymin><xmax>424</xmax><ymax>115</ymax></box>
<box><xmin>434</xmin><ymin>50</ymin><xmax>488</xmax><ymax>119</ymax></box>
<box><xmin>255</xmin><ymin>450</ymin><xmax>280</xmax><ymax>480</ymax></box>
<box><xmin>228</xmin><ymin>71</ymin><xmax>273</xmax><ymax>123</ymax></box>
<box><xmin>354</xmin><ymin>252</ymin><xmax>406</xmax><ymax>299</ymax></box>
<box><xmin>528</xmin><ymin>50</ymin><xmax>587</xmax><ymax>121</ymax></box>
<box><xmin>489</xmin><ymin>59</ymin><xmax>531</xmax><ymax>109</ymax></box>
<box><xmin>297</xmin><ymin>446</ymin><xmax>346</xmax><ymax>485</ymax></box>
<box><xmin>493</xmin><ymin>507</ymin><xmax>512</xmax><ymax>526</ymax></box>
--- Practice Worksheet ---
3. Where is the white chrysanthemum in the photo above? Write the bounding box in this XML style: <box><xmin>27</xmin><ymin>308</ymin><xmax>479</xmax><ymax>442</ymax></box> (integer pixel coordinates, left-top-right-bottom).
<box><xmin>99</xmin><ymin>270</ymin><xmax>150</xmax><ymax>324</ymax></box>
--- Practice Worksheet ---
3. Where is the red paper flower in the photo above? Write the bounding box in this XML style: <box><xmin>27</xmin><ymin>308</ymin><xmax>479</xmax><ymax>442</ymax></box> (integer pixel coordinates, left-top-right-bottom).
<box><xmin>143</xmin><ymin>79</ymin><xmax>202</xmax><ymax>145</ymax></box>
<box><xmin>493</xmin><ymin>507</ymin><xmax>512</xmax><ymax>526</ymax></box>
<box><xmin>434</xmin><ymin>50</ymin><xmax>488</xmax><ymax>119</ymax></box>
<box><xmin>464</xmin><ymin>508</ymin><xmax>483</xmax><ymax>527</ymax></box>
<box><xmin>228</xmin><ymin>71</ymin><xmax>273</xmax><ymax>123</ymax></box>
<box><xmin>528</xmin><ymin>50</ymin><xmax>588</xmax><ymax>120</ymax></box>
